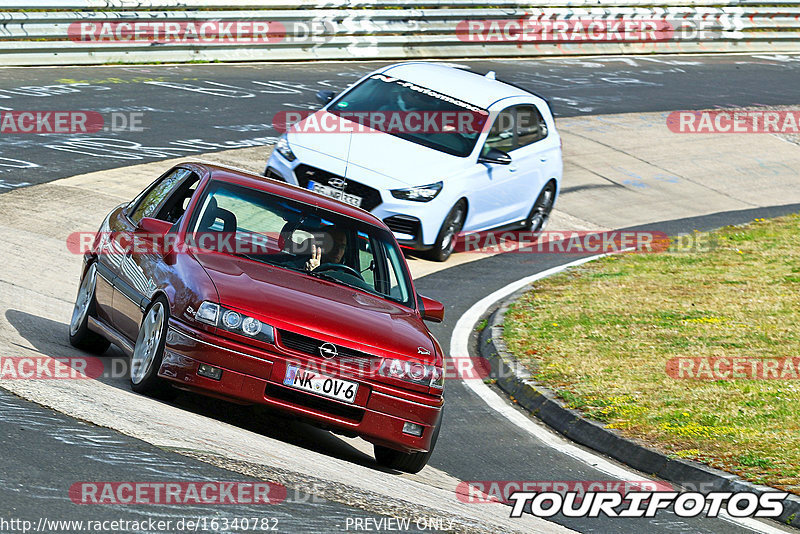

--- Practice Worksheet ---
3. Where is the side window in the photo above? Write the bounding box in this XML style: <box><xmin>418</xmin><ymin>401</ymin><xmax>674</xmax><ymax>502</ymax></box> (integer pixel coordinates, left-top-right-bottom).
<box><xmin>356</xmin><ymin>232</ymin><xmax>375</xmax><ymax>289</ymax></box>
<box><xmin>159</xmin><ymin>172</ymin><xmax>200</xmax><ymax>224</ymax></box>
<box><xmin>129</xmin><ymin>168</ymin><xmax>193</xmax><ymax>225</ymax></box>
<box><xmin>516</xmin><ymin>105</ymin><xmax>548</xmax><ymax>147</ymax></box>
<box><xmin>481</xmin><ymin>108</ymin><xmax>515</xmax><ymax>156</ymax></box>
<box><xmin>383</xmin><ymin>243</ymin><xmax>409</xmax><ymax>302</ymax></box>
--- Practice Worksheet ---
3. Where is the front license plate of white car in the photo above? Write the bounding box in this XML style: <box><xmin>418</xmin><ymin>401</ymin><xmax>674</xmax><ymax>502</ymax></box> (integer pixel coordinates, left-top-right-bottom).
<box><xmin>308</xmin><ymin>180</ymin><xmax>362</xmax><ymax>208</ymax></box>
<box><xmin>283</xmin><ymin>365</ymin><xmax>359</xmax><ymax>404</ymax></box>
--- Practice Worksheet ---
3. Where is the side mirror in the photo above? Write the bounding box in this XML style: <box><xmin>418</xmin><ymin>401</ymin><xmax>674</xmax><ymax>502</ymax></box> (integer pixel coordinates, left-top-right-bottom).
<box><xmin>478</xmin><ymin>148</ymin><xmax>512</xmax><ymax>165</ymax></box>
<box><xmin>418</xmin><ymin>294</ymin><xmax>444</xmax><ymax>323</ymax></box>
<box><xmin>316</xmin><ymin>90</ymin><xmax>336</xmax><ymax>106</ymax></box>
<box><xmin>138</xmin><ymin>217</ymin><xmax>173</xmax><ymax>236</ymax></box>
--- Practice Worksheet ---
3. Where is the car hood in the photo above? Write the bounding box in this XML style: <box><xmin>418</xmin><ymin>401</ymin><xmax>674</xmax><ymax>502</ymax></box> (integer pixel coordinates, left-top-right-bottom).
<box><xmin>288</xmin><ymin>112</ymin><xmax>471</xmax><ymax>187</ymax></box>
<box><xmin>193</xmin><ymin>253</ymin><xmax>437</xmax><ymax>362</ymax></box>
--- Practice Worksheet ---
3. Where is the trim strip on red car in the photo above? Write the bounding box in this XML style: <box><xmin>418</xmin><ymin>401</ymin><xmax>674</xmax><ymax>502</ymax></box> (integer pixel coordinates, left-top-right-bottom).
<box><xmin>167</xmin><ymin>325</ymin><xmax>273</xmax><ymax>364</ymax></box>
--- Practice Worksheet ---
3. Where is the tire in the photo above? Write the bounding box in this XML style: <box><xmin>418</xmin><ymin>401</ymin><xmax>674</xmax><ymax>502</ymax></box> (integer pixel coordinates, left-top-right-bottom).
<box><xmin>374</xmin><ymin>409</ymin><xmax>443</xmax><ymax>474</ymax></box>
<box><xmin>130</xmin><ymin>297</ymin><xmax>173</xmax><ymax>397</ymax></box>
<box><xmin>523</xmin><ymin>181</ymin><xmax>556</xmax><ymax>234</ymax></box>
<box><xmin>425</xmin><ymin>201</ymin><xmax>466</xmax><ymax>262</ymax></box>
<box><xmin>68</xmin><ymin>262</ymin><xmax>110</xmax><ymax>354</ymax></box>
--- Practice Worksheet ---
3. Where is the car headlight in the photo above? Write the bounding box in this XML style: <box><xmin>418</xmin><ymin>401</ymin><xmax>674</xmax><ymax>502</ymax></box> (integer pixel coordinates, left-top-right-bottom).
<box><xmin>275</xmin><ymin>136</ymin><xmax>296</xmax><ymax>162</ymax></box>
<box><xmin>390</xmin><ymin>181</ymin><xmax>443</xmax><ymax>202</ymax></box>
<box><xmin>380</xmin><ymin>358</ymin><xmax>443</xmax><ymax>390</ymax></box>
<box><xmin>194</xmin><ymin>301</ymin><xmax>275</xmax><ymax>344</ymax></box>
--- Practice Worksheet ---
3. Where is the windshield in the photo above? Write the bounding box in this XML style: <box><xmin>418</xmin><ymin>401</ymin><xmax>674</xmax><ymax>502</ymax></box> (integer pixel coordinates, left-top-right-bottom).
<box><xmin>328</xmin><ymin>74</ymin><xmax>489</xmax><ymax>157</ymax></box>
<box><xmin>188</xmin><ymin>180</ymin><xmax>415</xmax><ymax>308</ymax></box>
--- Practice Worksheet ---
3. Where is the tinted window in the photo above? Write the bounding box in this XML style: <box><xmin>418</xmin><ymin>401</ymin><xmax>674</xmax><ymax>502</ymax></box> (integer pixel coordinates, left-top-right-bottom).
<box><xmin>130</xmin><ymin>168</ymin><xmax>193</xmax><ymax>224</ymax></box>
<box><xmin>482</xmin><ymin>109</ymin><xmax>515</xmax><ymax>155</ymax></box>
<box><xmin>516</xmin><ymin>105</ymin><xmax>548</xmax><ymax>147</ymax></box>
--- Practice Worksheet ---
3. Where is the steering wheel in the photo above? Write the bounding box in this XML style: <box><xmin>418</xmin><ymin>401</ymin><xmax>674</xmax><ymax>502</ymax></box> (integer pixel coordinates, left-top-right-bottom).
<box><xmin>316</xmin><ymin>263</ymin><xmax>365</xmax><ymax>281</ymax></box>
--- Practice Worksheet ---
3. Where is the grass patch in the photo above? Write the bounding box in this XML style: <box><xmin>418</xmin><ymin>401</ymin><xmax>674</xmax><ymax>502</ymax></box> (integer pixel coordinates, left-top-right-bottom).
<box><xmin>503</xmin><ymin>213</ymin><xmax>800</xmax><ymax>494</ymax></box>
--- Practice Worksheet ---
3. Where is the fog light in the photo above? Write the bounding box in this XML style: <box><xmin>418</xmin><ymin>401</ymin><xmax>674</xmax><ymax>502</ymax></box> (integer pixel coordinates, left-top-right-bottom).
<box><xmin>197</xmin><ymin>364</ymin><xmax>223</xmax><ymax>381</ymax></box>
<box><xmin>402</xmin><ymin>422</ymin><xmax>424</xmax><ymax>437</ymax></box>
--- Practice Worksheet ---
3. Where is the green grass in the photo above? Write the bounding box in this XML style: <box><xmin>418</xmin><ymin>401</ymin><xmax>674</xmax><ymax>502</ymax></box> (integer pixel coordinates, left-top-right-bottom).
<box><xmin>503</xmin><ymin>214</ymin><xmax>800</xmax><ymax>494</ymax></box>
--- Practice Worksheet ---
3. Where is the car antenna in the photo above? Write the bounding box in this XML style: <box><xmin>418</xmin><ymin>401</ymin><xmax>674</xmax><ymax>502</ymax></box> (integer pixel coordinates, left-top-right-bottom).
<box><xmin>341</xmin><ymin>132</ymin><xmax>352</xmax><ymax>191</ymax></box>
<box><xmin>485</xmin><ymin>70</ymin><xmax>496</xmax><ymax>80</ymax></box>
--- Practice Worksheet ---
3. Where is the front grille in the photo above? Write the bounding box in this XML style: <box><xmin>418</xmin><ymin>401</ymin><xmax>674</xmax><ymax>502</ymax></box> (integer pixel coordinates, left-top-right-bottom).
<box><xmin>278</xmin><ymin>330</ymin><xmax>380</xmax><ymax>374</ymax></box>
<box><xmin>384</xmin><ymin>215</ymin><xmax>421</xmax><ymax>238</ymax></box>
<box><xmin>294</xmin><ymin>164</ymin><xmax>382</xmax><ymax>211</ymax></box>
<box><xmin>264</xmin><ymin>383</ymin><xmax>364</xmax><ymax>423</ymax></box>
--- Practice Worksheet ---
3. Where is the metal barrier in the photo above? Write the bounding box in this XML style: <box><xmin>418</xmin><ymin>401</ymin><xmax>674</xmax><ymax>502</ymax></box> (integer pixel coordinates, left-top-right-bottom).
<box><xmin>1</xmin><ymin>1</ymin><xmax>799</xmax><ymax>65</ymax></box>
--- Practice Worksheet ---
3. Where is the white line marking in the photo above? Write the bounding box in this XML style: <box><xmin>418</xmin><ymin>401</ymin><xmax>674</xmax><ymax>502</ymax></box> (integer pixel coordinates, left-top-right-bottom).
<box><xmin>450</xmin><ymin>253</ymin><xmax>790</xmax><ymax>533</ymax></box>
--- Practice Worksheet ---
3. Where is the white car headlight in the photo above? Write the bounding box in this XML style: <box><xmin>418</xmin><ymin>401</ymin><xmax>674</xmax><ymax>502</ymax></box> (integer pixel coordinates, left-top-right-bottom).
<box><xmin>390</xmin><ymin>181</ymin><xmax>443</xmax><ymax>202</ymax></box>
<box><xmin>275</xmin><ymin>136</ymin><xmax>296</xmax><ymax>162</ymax></box>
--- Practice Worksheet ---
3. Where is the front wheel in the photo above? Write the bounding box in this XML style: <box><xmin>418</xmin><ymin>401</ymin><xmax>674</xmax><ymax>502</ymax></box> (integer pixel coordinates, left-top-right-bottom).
<box><xmin>68</xmin><ymin>262</ymin><xmax>110</xmax><ymax>354</ymax></box>
<box><xmin>130</xmin><ymin>298</ymin><xmax>172</xmax><ymax>397</ymax></box>
<box><xmin>374</xmin><ymin>410</ymin><xmax>443</xmax><ymax>474</ymax></box>
<box><xmin>523</xmin><ymin>181</ymin><xmax>556</xmax><ymax>234</ymax></box>
<box><xmin>425</xmin><ymin>201</ymin><xmax>466</xmax><ymax>262</ymax></box>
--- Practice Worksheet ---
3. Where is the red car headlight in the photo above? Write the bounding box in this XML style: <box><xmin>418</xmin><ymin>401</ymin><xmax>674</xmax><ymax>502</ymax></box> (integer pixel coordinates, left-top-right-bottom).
<box><xmin>380</xmin><ymin>358</ymin><xmax>444</xmax><ymax>391</ymax></box>
<box><xmin>193</xmin><ymin>301</ymin><xmax>275</xmax><ymax>344</ymax></box>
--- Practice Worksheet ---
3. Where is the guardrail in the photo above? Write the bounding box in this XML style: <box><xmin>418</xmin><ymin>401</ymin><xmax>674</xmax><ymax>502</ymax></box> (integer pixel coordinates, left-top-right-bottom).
<box><xmin>2</xmin><ymin>1</ymin><xmax>799</xmax><ymax>65</ymax></box>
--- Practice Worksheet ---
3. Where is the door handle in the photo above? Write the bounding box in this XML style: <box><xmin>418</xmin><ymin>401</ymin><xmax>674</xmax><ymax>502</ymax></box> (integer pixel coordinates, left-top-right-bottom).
<box><xmin>540</xmin><ymin>158</ymin><xmax>548</xmax><ymax>163</ymax></box>
<box><xmin>509</xmin><ymin>165</ymin><xmax>518</xmax><ymax>172</ymax></box>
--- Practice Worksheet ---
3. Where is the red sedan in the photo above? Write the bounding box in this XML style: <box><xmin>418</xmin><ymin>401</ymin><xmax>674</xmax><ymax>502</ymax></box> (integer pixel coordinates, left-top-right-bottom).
<box><xmin>69</xmin><ymin>162</ymin><xmax>446</xmax><ymax>473</ymax></box>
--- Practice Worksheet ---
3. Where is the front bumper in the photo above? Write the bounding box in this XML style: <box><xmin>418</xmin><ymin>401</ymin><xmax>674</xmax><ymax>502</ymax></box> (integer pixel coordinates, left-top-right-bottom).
<box><xmin>265</xmin><ymin>152</ymin><xmax>446</xmax><ymax>249</ymax></box>
<box><xmin>160</xmin><ymin>319</ymin><xmax>443</xmax><ymax>453</ymax></box>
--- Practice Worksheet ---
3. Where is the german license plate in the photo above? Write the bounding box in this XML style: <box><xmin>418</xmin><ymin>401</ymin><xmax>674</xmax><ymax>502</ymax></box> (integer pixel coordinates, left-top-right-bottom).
<box><xmin>308</xmin><ymin>180</ymin><xmax>362</xmax><ymax>208</ymax></box>
<box><xmin>283</xmin><ymin>365</ymin><xmax>359</xmax><ymax>404</ymax></box>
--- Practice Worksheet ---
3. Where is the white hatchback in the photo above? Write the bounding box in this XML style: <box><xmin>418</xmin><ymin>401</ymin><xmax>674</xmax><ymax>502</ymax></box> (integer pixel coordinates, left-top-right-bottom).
<box><xmin>265</xmin><ymin>62</ymin><xmax>563</xmax><ymax>261</ymax></box>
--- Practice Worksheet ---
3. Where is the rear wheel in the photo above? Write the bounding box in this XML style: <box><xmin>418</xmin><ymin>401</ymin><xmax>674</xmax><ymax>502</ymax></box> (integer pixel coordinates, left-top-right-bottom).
<box><xmin>425</xmin><ymin>201</ymin><xmax>466</xmax><ymax>262</ymax></box>
<box><xmin>68</xmin><ymin>262</ymin><xmax>110</xmax><ymax>354</ymax></box>
<box><xmin>374</xmin><ymin>409</ymin><xmax>443</xmax><ymax>474</ymax></box>
<box><xmin>523</xmin><ymin>181</ymin><xmax>556</xmax><ymax>234</ymax></box>
<box><xmin>130</xmin><ymin>298</ymin><xmax>173</xmax><ymax>397</ymax></box>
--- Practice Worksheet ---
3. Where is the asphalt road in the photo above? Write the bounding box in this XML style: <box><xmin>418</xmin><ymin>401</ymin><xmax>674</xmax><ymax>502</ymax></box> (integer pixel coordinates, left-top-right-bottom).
<box><xmin>2</xmin><ymin>54</ymin><xmax>800</xmax><ymax>189</ymax></box>
<box><xmin>1</xmin><ymin>54</ymin><xmax>799</xmax><ymax>533</ymax></box>
<box><xmin>0</xmin><ymin>389</ymin><xmax>425</xmax><ymax>534</ymax></box>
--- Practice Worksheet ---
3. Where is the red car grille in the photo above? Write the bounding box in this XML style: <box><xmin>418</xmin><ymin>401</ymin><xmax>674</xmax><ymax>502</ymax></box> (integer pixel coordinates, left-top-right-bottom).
<box><xmin>278</xmin><ymin>330</ymin><xmax>380</xmax><ymax>374</ymax></box>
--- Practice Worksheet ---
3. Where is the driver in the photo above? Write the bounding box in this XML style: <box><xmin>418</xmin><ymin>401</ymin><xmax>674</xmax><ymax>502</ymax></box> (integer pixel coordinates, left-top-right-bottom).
<box><xmin>305</xmin><ymin>227</ymin><xmax>347</xmax><ymax>271</ymax></box>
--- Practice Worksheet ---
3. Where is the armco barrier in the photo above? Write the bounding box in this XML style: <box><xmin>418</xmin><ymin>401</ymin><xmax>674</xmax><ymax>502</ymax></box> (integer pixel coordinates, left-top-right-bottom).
<box><xmin>1</xmin><ymin>1</ymin><xmax>799</xmax><ymax>65</ymax></box>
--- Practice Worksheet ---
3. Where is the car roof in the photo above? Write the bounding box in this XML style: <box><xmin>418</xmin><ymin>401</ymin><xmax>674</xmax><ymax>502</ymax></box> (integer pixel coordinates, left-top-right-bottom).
<box><xmin>380</xmin><ymin>62</ymin><xmax>532</xmax><ymax>109</ymax></box>
<box><xmin>182</xmin><ymin>162</ymin><xmax>386</xmax><ymax>228</ymax></box>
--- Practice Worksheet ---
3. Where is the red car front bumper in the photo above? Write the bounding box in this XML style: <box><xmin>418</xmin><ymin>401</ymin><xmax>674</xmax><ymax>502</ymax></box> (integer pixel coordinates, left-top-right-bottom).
<box><xmin>159</xmin><ymin>319</ymin><xmax>444</xmax><ymax>453</ymax></box>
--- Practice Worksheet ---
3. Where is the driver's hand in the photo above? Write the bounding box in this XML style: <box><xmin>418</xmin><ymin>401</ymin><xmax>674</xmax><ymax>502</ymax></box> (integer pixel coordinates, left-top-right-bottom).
<box><xmin>305</xmin><ymin>244</ymin><xmax>321</xmax><ymax>271</ymax></box>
